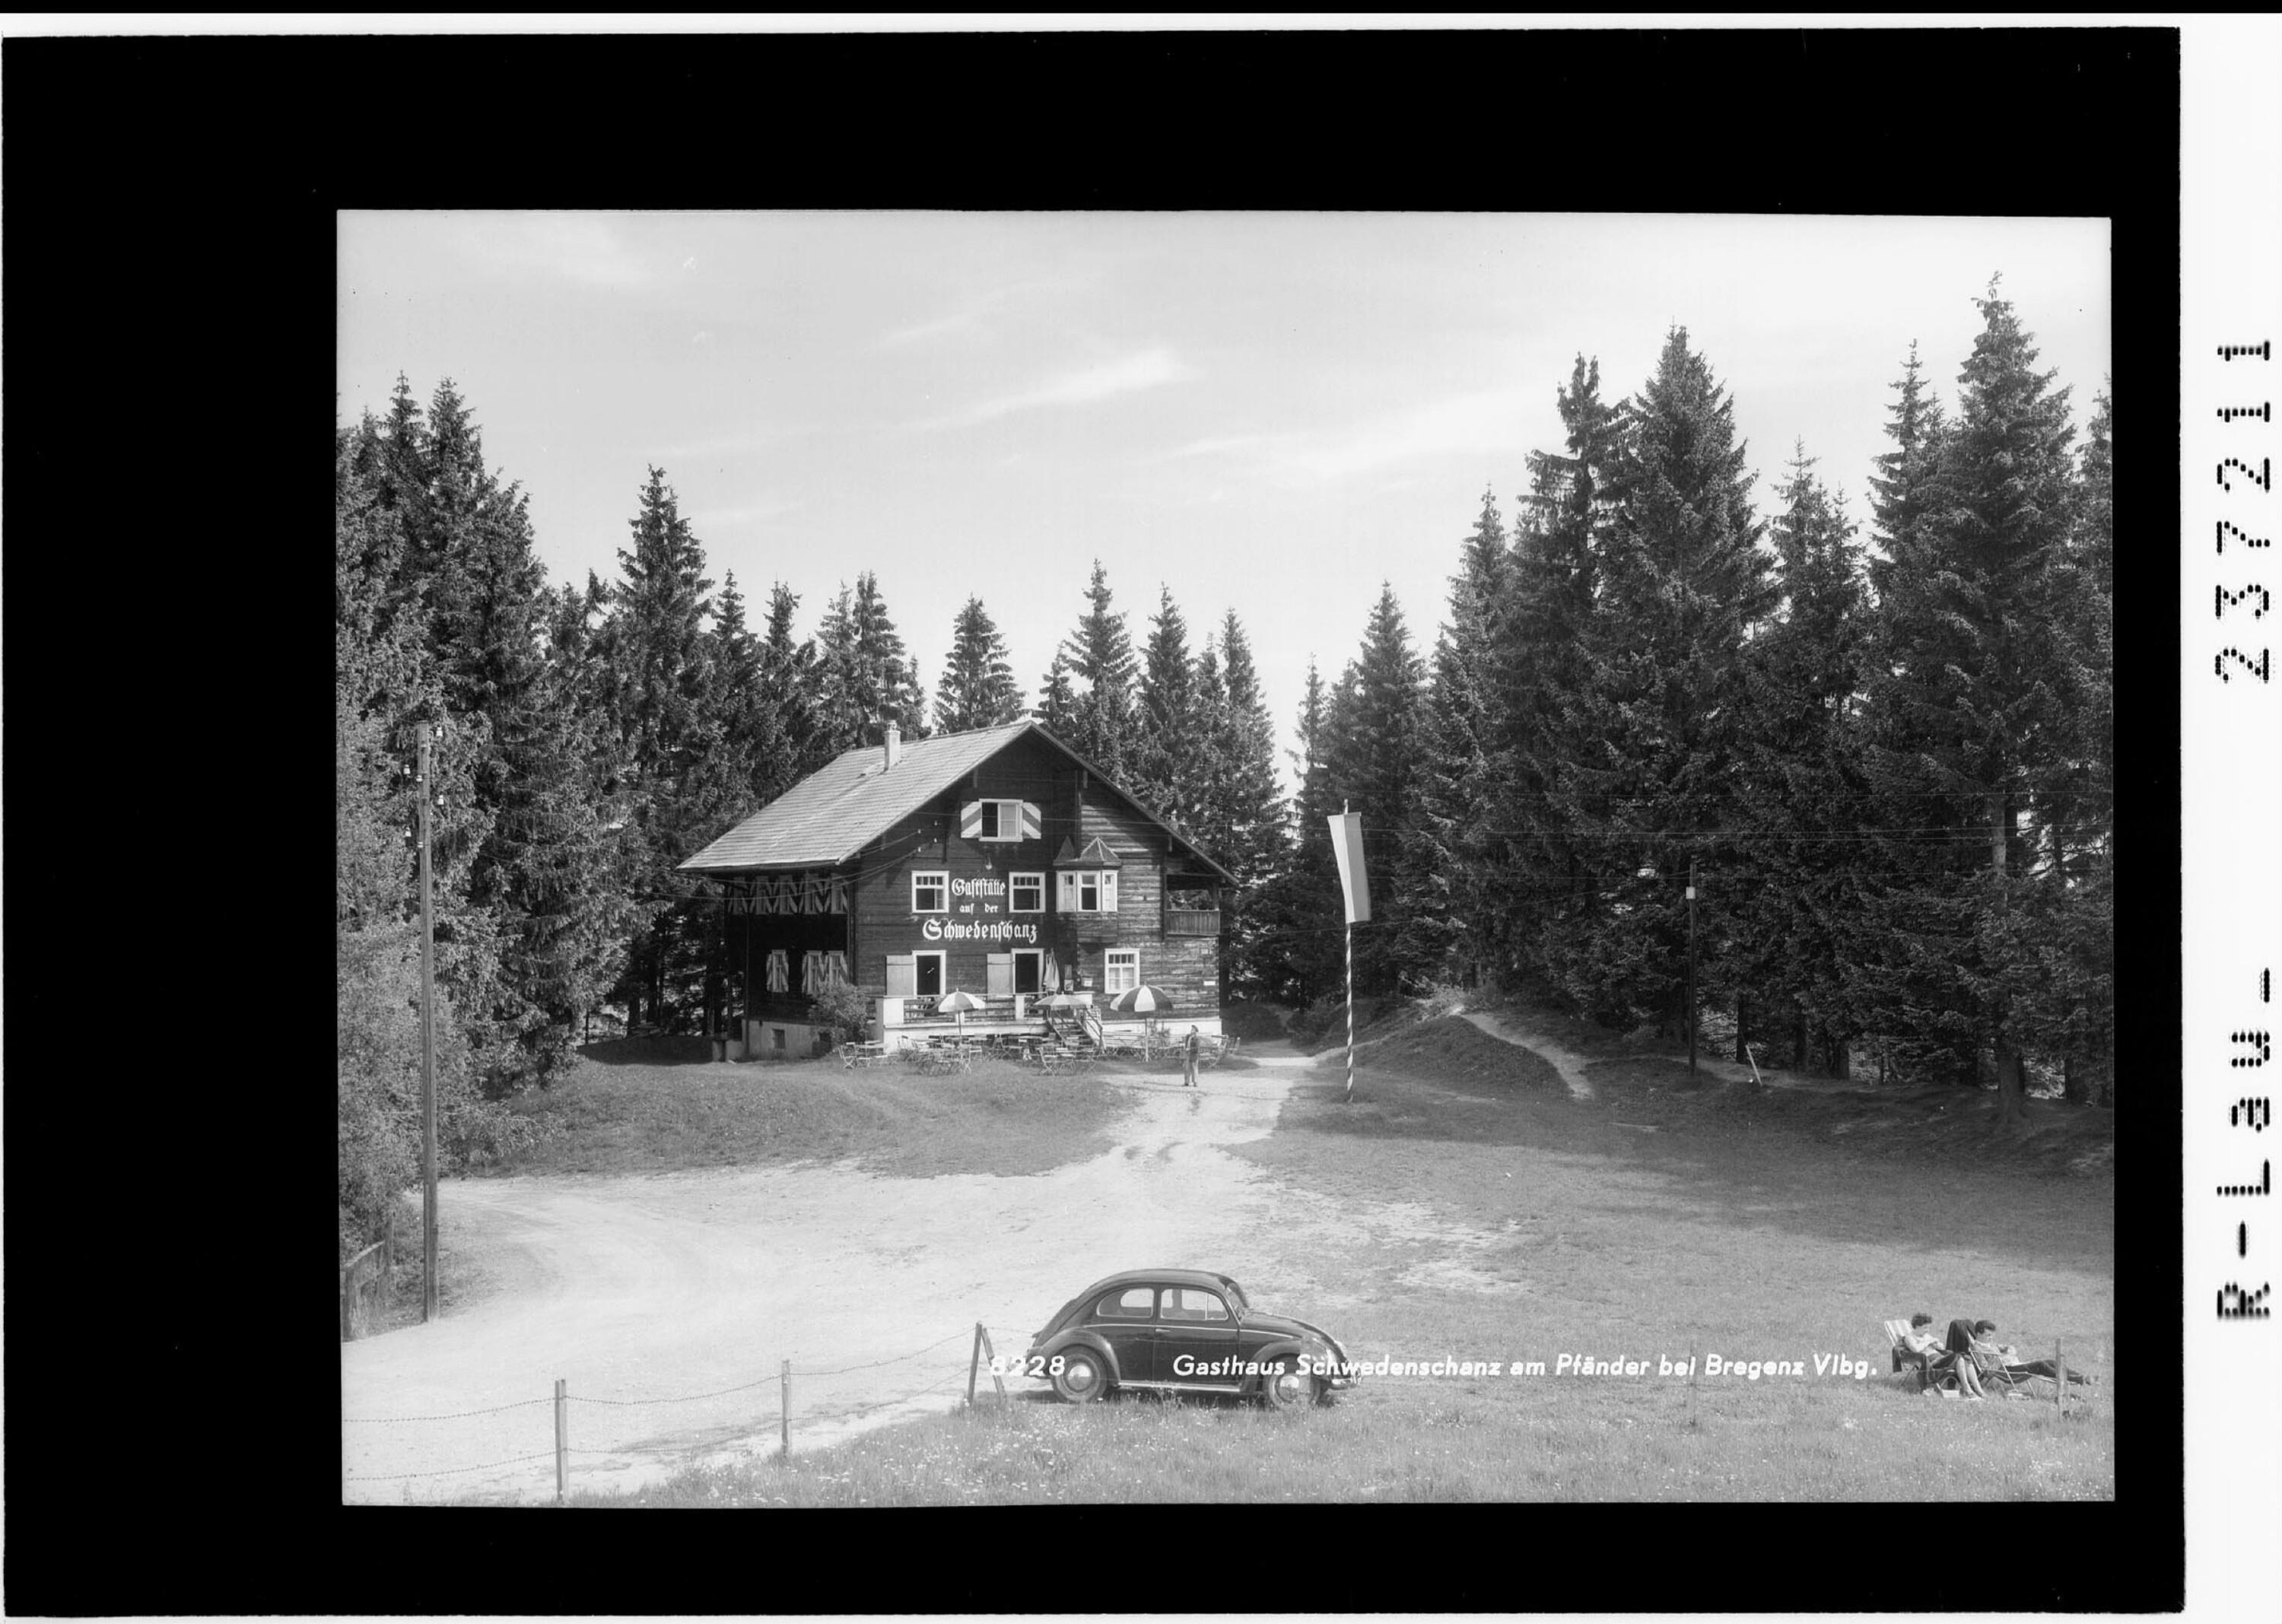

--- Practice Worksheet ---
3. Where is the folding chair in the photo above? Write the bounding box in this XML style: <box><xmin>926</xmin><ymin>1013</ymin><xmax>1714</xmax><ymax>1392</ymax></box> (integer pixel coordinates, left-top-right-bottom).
<box><xmin>1882</xmin><ymin>1320</ymin><xmax>1958</xmax><ymax>1394</ymax></box>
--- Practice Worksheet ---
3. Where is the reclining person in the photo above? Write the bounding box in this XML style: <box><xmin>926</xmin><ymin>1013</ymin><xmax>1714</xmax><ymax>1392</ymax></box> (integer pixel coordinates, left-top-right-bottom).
<box><xmin>1966</xmin><ymin>1319</ymin><xmax>2098</xmax><ymax>1385</ymax></box>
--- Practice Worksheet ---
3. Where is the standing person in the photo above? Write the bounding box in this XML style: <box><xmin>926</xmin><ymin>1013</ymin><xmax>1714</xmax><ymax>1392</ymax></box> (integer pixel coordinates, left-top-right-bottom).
<box><xmin>1184</xmin><ymin>1025</ymin><xmax>1201</xmax><ymax>1088</ymax></box>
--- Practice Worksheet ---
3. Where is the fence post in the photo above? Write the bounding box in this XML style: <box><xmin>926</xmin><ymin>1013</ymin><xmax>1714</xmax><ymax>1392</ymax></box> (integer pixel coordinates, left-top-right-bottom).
<box><xmin>2055</xmin><ymin>1342</ymin><xmax>2066</xmax><ymax>1412</ymax></box>
<box><xmin>983</xmin><ymin>1327</ymin><xmax>1006</xmax><ymax>1403</ymax></box>
<box><xmin>780</xmin><ymin>1359</ymin><xmax>791</xmax><ymax>1462</ymax></box>
<box><xmin>555</xmin><ymin>1378</ymin><xmax>568</xmax><ymax>1505</ymax></box>
<box><xmin>968</xmin><ymin>1323</ymin><xmax>984</xmax><ymax>1408</ymax></box>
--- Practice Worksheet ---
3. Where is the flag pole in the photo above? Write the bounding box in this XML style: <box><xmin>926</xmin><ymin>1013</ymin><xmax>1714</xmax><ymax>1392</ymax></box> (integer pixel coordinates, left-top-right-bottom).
<box><xmin>1344</xmin><ymin>800</ymin><xmax>1355</xmax><ymax>1101</ymax></box>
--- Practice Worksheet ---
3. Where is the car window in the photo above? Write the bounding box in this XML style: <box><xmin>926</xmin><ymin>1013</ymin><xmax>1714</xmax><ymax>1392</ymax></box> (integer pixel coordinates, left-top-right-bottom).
<box><xmin>1162</xmin><ymin>1287</ymin><xmax>1231</xmax><ymax>1323</ymax></box>
<box><xmin>1096</xmin><ymin>1286</ymin><xmax>1156</xmax><ymax>1319</ymax></box>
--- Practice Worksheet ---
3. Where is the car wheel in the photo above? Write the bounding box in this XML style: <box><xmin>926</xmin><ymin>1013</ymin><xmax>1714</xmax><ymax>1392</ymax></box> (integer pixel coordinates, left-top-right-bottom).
<box><xmin>1052</xmin><ymin>1347</ymin><xmax>1106</xmax><ymax>1403</ymax></box>
<box><xmin>1262</xmin><ymin>1362</ymin><xmax>1316</xmax><ymax>1409</ymax></box>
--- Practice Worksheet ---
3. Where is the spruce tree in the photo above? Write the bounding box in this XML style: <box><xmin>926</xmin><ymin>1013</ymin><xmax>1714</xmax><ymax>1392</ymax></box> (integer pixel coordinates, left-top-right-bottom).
<box><xmin>1856</xmin><ymin>282</ymin><xmax>2080</xmax><ymax>1122</ymax></box>
<box><xmin>1206</xmin><ymin>611</ymin><xmax>1290</xmax><ymax>994</ymax></box>
<box><xmin>1034</xmin><ymin>649</ymin><xmax>1080</xmax><ymax>740</ymax></box>
<box><xmin>1397</xmin><ymin>488</ymin><xmax>1513</xmax><ymax>987</ymax></box>
<box><xmin>1255</xmin><ymin>661</ymin><xmax>1343</xmax><ymax>1006</ymax></box>
<box><xmin>1132</xmin><ymin>586</ymin><xmax>1200</xmax><ymax>820</ymax></box>
<box><xmin>1056</xmin><ymin>560</ymin><xmax>1138</xmax><ymax>775</ymax></box>
<box><xmin>1551</xmin><ymin>330</ymin><xmax>1773</xmax><ymax>1038</ymax></box>
<box><xmin>933</xmin><ymin>595</ymin><xmax>1025</xmax><ymax>733</ymax></box>
<box><xmin>596</xmin><ymin>466</ymin><xmax>719</xmax><ymax>1032</ymax></box>
<box><xmin>1324</xmin><ymin>584</ymin><xmax>1426</xmax><ymax>995</ymax></box>
<box><xmin>1731</xmin><ymin>443</ymin><xmax>1872</xmax><ymax>1075</ymax></box>
<box><xmin>1505</xmin><ymin>358</ymin><xmax>1622</xmax><ymax>1002</ymax></box>
<box><xmin>810</xmin><ymin>571</ymin><xmax>928</xmax><ymax>756</ymax></box>
<box><xmin>761</xmin><ymin>582</ymin><xmax>828</xmax><ymax>779</ymax></box>
<box><xmin>2034</xmin><ymin>384</ymin><xmax>2114</xmax><ymax>1104</ymax></box>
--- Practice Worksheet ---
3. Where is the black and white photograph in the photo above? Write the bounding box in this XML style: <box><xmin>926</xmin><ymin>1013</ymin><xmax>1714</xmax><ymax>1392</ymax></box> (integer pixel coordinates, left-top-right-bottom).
<box><xmin>333</xmin><ymin>195</ymin><xmax>2126</xmax><ymax>1521</ymax></box>
<box><xmin>8</xmin><ymin>12</ymin><xmax>2266</xmax><ymax>1618</ymax></box>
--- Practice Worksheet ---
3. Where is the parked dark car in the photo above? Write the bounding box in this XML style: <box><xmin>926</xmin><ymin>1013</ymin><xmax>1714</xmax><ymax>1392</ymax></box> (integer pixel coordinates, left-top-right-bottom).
<box><xmin>1022</xmin><ymin>1268</ymin><xmax>1357</xmax><ymax>1407</ymax></box>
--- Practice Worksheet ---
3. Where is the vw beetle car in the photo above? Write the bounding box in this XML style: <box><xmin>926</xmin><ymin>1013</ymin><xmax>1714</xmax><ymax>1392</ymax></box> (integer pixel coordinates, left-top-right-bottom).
<box><xmin>1022</xmin><ymin>1269</ymin><xmax>1357</xmax><ymax>1407</ymax></box>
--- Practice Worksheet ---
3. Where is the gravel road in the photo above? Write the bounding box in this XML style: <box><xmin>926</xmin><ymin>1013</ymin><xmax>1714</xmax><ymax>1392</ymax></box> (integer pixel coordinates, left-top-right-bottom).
<box><xmin>341</xmin><ymin>1042</ymin><xmax>1343</xmax><ymax>1504</ymax></box>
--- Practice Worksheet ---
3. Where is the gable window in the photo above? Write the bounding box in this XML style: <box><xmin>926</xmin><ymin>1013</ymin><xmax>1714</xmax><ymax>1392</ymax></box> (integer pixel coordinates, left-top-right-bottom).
<box><xmin>1104</xmin><ymin>949</ymin><xmax>1139</xmax><ymax>994</ymax></box>
<box><xmin>911</xmin><ymin>870</ymin><xmax>948</xmax><ymax>913</ymax></box>
<box><xmin>961</xmin><ymin>799</ymin><xmax>1040</xmax><ymax>843</ymax></box>
<box><xmin>1010</xmin><ymin>872</ymin><xmax>1044</xmax><ymax>913</ymax></box>
<box><xmin>1057</xmin><ymin>869</ymin><xmax>1117</xmax><ymax>914</ymax></box>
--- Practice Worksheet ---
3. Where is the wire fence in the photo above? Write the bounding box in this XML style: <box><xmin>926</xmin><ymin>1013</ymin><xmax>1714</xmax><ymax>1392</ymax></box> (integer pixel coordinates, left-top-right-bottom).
<box><xmin>342</xmin><ymin>1325</ymin><xmax>996</xmax><ymax>1501</ymax></box>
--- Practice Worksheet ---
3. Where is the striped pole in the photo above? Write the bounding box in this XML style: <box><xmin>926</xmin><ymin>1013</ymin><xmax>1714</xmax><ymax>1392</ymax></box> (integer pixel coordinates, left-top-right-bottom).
<box><xmin>1345</xmin><ymin>917</ymin><xmax>1355</xmax><ymax>1100</ymax></box>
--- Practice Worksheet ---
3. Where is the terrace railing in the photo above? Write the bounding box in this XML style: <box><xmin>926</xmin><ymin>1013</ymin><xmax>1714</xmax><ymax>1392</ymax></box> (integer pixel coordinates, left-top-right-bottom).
<box><xmin>1162</xmin><ymin>908</ymin><xmax>1222</xmax><ymax>937</ymax></box>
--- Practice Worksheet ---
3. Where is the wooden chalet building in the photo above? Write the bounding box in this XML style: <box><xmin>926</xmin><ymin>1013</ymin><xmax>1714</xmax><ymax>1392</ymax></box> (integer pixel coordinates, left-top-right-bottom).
<box><xmin>679</xmin><ymin>720</ymin><xmax>1234</xmax><ymax>1057</ymax></box>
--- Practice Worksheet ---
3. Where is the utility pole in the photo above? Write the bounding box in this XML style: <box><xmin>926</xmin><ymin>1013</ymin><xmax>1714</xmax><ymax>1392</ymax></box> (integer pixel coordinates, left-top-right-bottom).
<box><xmin>1686</xmin><ymin>854</ymin><xmax>1699</xmax><ymax>1079</ymax></box>
<box><xmin>419</xmin><ymin>733</ymin><xmax>439</xmax><ymax>1323</ymax></box>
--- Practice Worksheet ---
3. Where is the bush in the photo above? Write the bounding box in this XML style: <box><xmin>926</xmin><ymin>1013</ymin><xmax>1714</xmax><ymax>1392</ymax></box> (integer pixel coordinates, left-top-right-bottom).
<box><xmin>809</xmin><ymin>981</ymin><xmax>872</xmax><ymax>1047</ymax></box>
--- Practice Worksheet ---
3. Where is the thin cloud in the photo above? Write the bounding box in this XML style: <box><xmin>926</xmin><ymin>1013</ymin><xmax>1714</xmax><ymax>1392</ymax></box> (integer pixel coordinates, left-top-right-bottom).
<box><xmin>1203</xmin><ymin>385</ymin><xmax>1541</xmax><ymax>487</ymax></box>
<box><xmin>691</xmin><ymin>495</ymin><xmax>803</xmax><ymax>529</ymax></box>
<box><xmin>454</xmin><ymin>215</ymin><xmax>656</xmax><ymax>290</ymax></box>
<box><xmin>932</xmin><ymin>345</ymin><xmax>1194</xmax><ymax>427</ymax></box>
<box><xmin>876</xmin><ymin>307</ymin><xmax>990</xmax><ymax>349</ymax></box>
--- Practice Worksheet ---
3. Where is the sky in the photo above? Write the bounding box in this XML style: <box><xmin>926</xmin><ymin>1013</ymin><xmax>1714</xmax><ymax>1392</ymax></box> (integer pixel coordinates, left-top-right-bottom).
<box><xmin>338</xmin><ymin>211</ymin><xmax>2110</xmax><ymax>778</ymax></box>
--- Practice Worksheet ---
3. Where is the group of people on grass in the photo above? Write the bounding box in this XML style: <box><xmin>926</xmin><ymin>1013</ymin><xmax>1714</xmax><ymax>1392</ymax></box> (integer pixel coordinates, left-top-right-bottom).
<box><xmin>1899</xmin><ymin>1312</ymin><xmax>2096</xmax><ymax>1399</ymax></box>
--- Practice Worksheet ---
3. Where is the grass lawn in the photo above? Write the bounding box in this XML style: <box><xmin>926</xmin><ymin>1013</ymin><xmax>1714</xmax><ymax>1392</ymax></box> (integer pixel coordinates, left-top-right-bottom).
<box><xmin>488</xmin><ymin>1041</ymin><xmax>1141</xmax><ymax>1179</ymax></box>
<box><xmin>565</xmin><ymin>1012</ymin><xmax>2112</xmax><ymax>1505</ymax></box>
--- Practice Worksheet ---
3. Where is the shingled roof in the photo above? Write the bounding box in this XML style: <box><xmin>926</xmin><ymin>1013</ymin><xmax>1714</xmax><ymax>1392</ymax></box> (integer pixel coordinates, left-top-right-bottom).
<box><xmin>678</xmin><ymin>720</ymin><xmax>1232</xmax><ymax>880</ymax></box>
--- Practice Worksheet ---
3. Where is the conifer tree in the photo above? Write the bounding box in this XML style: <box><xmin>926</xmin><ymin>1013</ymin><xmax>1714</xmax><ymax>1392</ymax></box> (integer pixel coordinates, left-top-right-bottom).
<box><xmin>1550</xmin><ymin>330</ymin><xmax>1773</xmax><ymax>1038</ymax></box>
<box><xmin>1055</xmin><ymin>560</ymin><xmax>1138</xmax><ymax>775</ymax></box>
<box><xmin>761</xmin><ymin>582</ymin><xmax>829</xmax><ymax>779</ymax></box>
<box><xmin>1731</xmin><ymin>443</ymin><xmax>1872</xmax><ymax>1074</ymax></box>
<box><xmin>1505</xmin><ymin>358</ymin><xmax>1622</xmax><ymax>1000</ymax></box>
<box><xmin>1856</xmin><ymin>282</ymin><xmax>2081</xmax><ymax>1122</ymax></box>
<box><xmin>2033</xmin><ymin>384</ymin><xmax>2114</xmax><ymax>1104</ymax></box>
<box><xmin>1132</xmin><ymin>586</ymin><xmax>1200</xmax><ymax>820</ymax></box>
<box><xmin>933</xmin><ymin>595</ymin><xmax>1025</xmax><ymax>733</ymax></box>
<box><xmin>1324</xmin><ymin>584</ymin><xmax>1427</xmax><ymax>995</ymax></box>
<box><xmin>1034</xmin><ymin>649</ymin><xmax>1080</xmax><ymax>740</ymax></box>
<box><xmin>1255</xmin><ymin>661</ymin><xmax>1343</xmax><ymax>1005</ymax></box>
<box><xmin>1398</xmin><ymin>488</ymin><xmax>1513</xmax><ymax>987</ymax></box>
<box><xmin>810</xmin><ymin>571</ymin><xmax>928</xmax><ymax>755</ymax></box>
<box><xmin>1204</xmin><ymin>611</ymin><xmax>1289</xmax><ymax>993</ymax></box>
<box><xmin>596</xmin><ymin>466</ymin><xmax>720</xmax><ymax>1031</ymax></box>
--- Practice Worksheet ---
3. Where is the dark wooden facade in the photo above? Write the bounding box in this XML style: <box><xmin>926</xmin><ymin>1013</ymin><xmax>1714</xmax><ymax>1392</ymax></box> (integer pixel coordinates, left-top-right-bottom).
<box><xmin>725</xmin><ymin>729</ymin><xmax>1225</xmax><ymax>1041</ymax></box>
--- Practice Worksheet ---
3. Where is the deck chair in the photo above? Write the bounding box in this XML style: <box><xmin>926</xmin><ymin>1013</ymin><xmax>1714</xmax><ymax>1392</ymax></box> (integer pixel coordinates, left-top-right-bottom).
<box><xmin>1882</xmin><ymin>1320</ymin><xmax>1959</xmax><ymax>1394</ymax></box>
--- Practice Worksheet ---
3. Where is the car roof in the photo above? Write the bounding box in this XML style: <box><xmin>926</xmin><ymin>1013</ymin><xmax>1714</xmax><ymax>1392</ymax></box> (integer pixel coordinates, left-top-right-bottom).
<box><xmin>1077</xmin><ymin>1268</ymin><xmax>1243</xmax><ymax>1296</ymax></box>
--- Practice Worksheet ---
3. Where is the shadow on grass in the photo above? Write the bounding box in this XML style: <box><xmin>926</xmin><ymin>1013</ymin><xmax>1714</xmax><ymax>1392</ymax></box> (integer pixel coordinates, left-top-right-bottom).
<box><xmin>577</xmin><ymin>1034</ymin><xmax>719</xmax><ymax>1067</ymax></box>
<box><xmin>1256</xmin><ymin>1016</ymin><xmax>2113</xmax><ymax>1273</ymax></box>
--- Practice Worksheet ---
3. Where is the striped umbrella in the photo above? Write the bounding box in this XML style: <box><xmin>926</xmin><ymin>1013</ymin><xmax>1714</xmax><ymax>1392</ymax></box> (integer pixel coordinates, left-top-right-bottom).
<box><xmin>937</xmin><ymin>987</ymin><xmax>986</xmax><ymax>1044</ymax></box>
<box><xmin>1108</xmin><ymin>984</ymin><xmax>1177</xmax><ymax>1054</ymax></box>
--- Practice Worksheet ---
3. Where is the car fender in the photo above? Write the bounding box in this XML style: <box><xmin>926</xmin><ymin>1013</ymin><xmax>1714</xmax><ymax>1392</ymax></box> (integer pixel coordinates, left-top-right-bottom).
<box><xmin>1238</xmin><ymin>1336</ymin><xmax>1318</xmax><ymax>1395</ymax></box>
<box><xmin>1034</xmin><ymin>1329</ymin><xmax>1129</xmax><ymax>1387</ymax></box>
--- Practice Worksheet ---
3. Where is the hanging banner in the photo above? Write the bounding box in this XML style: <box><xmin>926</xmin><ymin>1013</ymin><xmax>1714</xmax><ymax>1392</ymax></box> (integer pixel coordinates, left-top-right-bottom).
<box><xmin>1327</xmin><ymin>811</ymin><xmax>1371</xmax><ymax>924</ymax></box>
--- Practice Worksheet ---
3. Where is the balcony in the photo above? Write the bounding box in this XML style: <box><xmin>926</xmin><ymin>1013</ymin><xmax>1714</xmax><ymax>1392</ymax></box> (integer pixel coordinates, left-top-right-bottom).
<box><xmin>1162</xmin><ymin>908</ymin><xmax>1222</xmax><ymax>938</ymax></box>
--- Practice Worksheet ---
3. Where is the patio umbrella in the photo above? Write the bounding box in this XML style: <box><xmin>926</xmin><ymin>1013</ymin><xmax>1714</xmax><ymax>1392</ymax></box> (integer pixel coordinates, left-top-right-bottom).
<box><xmin>1108</xmin><ymin>984</ymin><xmax>1177</xmax><ymax>1054</ymax></box>
<box><xmin>937</xmin><ymin>987</ymin><xmax>986</xmax><ymax>1043</ymax></box>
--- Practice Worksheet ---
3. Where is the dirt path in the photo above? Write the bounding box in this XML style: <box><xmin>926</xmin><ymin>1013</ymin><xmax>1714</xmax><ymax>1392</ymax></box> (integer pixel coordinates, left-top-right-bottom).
<box><xmin>1445</xmin><ymin>1006</ymin><xmax>1599</xmax><ymax>1100</ymax></box>
<box><xmin>342</xmin><ymin>1043</ymin><xmax>1331</xmax><ymax>1504</ymax></box>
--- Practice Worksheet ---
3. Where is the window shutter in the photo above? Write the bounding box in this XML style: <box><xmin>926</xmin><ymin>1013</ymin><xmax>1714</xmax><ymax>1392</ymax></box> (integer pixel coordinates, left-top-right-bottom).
<box><xmin>959</xmin><ymin>800</ymin><xmax>984</xmax><ymax>839</ymax></box>
<box><xmin>1019</xmin><ymin>800</ymin><xmax>1042</xmax><ymax>839</ymax></box>
<box><xmin>1101</xmin><ymin>870</ymin><xmax>1118</xmax><ymax>914</ymax></box>
<box><xmin>1058</xmin><ymin>871</ymin><xmax>1077</xmax><ymax>911</ymax></box>
<box><xmin>985</xmin><ymin>952</ymin><xmax>1014</xmax><ymax>996</ymax></box>
<box><xmin>885</xmin><ymin>954</ymin><xmax>918</xmax><ymax>996</ymax></box>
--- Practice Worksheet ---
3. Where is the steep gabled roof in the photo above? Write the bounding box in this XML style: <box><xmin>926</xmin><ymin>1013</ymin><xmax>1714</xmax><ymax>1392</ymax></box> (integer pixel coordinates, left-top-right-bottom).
<box><xmin>678</xmin><ymin>720</ymin><xmax>1233</xmax><ymax>881</ymax></box>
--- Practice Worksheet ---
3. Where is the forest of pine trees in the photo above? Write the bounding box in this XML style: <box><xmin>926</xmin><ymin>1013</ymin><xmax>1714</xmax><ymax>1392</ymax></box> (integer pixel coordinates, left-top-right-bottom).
<box><xmin>339</xmin><ymin>283</ymin><xmax>2113</xmax><ymax>1247</ymax></box>
<box><xmin>1295</xmin><ymin>285</ymin><xmax>2112</xmax><ymax>1121</ymax></box>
